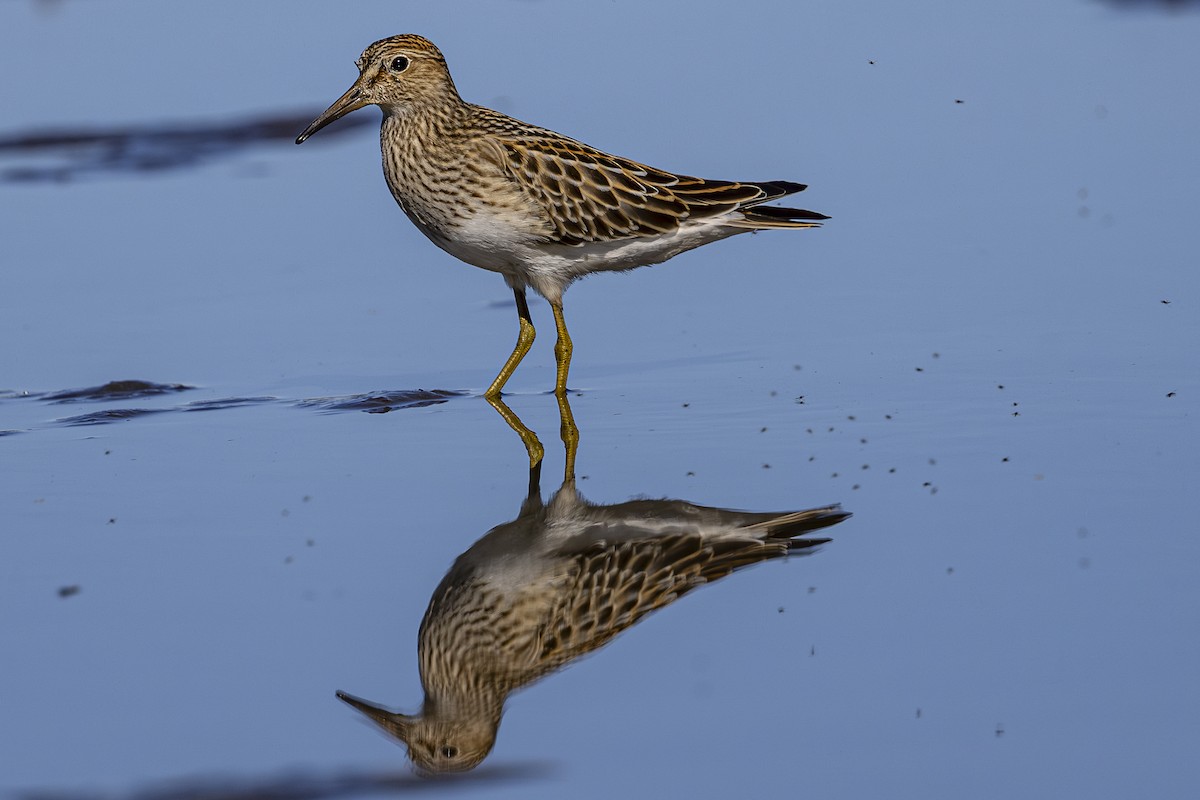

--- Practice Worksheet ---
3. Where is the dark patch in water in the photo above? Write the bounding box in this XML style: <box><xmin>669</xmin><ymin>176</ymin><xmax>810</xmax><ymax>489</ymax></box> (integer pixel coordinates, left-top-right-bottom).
<box><xmin>182</xmin><ymin>396</ymin><xmax>280</xmax><ymax>412</ymax></box>
<box><xmin>16</xmin><ymin>762</ymin><xmax>549</xmax><ymax>800</ymax></box>
<box><xmin>57</xmin><ymin>408</ymin><xmax>171</xmax><ymax>426</ymax></box>
<box><xmin>297</xmin><ymin>389</ymin><xmax>468</xmax><ymax>413</ymax></box>
<box><xmin>42</xmin><ymin>380</ymin><xmax>194</xmax><ymax>403</ymax></box>
<box><xmin>1099</xmin><ymin>0</ymin><xmax>1200</xmax><ymax>8</ymax></box>
<box><xmin>6</xmin><ymin>379</ymin><xmax>470</xmax><ymax>432</ymax></box>
<box><xmin>0</xmin><ymin>109</ymin><xmax>373</xmax><ymax>183</ymax></box>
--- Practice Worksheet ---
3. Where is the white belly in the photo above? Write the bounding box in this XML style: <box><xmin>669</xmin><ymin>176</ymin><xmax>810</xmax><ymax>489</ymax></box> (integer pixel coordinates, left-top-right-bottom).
<box><xmin>415</xmin><ymin>211</ymin><xmax>748</xmax><ymax>305</ymax></box>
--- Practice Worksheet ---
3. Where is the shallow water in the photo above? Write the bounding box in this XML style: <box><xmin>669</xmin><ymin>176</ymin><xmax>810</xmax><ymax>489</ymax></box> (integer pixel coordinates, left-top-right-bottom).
<box><xmin>3</xmin><ymin>1</ymin><xmax>1199</xmax><ymax>798</ymax></box>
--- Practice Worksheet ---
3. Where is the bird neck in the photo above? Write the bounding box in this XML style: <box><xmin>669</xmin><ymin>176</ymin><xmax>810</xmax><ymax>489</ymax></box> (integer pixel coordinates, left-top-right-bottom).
<box><xmin>422</xmin><ymin>684</ymin><xmax>505</xmax><ymax>728</ymax></box>
<box><xmin>384</xmin><ymin>93</ymin><xmax>470</xmax><ymax>142</ymax></box>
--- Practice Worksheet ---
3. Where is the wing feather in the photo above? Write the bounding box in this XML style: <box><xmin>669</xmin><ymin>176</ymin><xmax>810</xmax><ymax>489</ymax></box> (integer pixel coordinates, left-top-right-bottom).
<box><xmin>471</xmin><ymin>106</ymin><xmax>822</xmax><ymax>243</ymax></box>
<box><xmin>533</xmin><ymin>531</ymin><xmax>792</xmax><ymax>668</ymax></box>
<box><xmin>485</xmin><ymin>124</ymin><xmax>806</xmax><ymax>243</ymax></box>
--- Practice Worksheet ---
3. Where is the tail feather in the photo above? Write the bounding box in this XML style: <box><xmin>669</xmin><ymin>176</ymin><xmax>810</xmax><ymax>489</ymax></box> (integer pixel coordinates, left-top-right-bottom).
<box><xmin>737</xmin><ymin>180</ymin><xmax>829</xmax><ymax>228</ymax></box>
<box><xmin>741</xmin><ymin>206</ymin><xmax>829</xmax><ymax>229</ymax></box>
<box><xmin>743</xmin><ymin>505</ymin><xmax>851</xmax><ymax>541</ymax></box>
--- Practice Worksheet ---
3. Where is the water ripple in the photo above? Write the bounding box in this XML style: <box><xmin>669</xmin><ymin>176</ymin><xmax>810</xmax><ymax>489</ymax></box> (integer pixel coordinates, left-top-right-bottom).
<box><xmin>0</xmin><ymin>379</ymin><xmax>472</xmax><ymax>432</ymax></box>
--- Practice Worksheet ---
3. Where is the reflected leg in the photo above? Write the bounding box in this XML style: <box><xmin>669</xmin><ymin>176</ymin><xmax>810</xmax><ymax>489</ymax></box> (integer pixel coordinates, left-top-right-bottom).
<box><xmin>486</xmin><ymin>394</ymin><xmax>545</xmax><ymax>469</ymax></box>
<box><xmin>555</xmin><ymin>390</ymin><xmax>580</xmax><ymax>484</ymax></box>
<box><xmin>485</xmin><ymin>287</ymin><xmax>535</xmax><ymax>399</ymax></box>
<box><xmin>551</xmin><ymin>301</ymin><xmax>572</xmax><ymax>396</ymax></box>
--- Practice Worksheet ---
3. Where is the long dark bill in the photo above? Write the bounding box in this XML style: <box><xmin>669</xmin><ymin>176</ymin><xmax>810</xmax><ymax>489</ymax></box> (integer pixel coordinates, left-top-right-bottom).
<box><xmin>295</xmin><ymin>82</ymin><xmax>368</xmax><ymax>144</ymax></box>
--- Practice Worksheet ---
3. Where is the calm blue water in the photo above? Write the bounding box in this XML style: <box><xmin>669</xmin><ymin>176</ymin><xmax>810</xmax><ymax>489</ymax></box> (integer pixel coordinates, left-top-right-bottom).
<box><xmin>3</xmin><ymin>1</ymin><xmax>1199</xmax><ymax>798</ymax></box>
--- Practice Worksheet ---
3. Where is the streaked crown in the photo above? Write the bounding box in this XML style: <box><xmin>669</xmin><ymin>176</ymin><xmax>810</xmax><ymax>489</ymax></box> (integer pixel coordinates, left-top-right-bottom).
<box><xmin>352</xmin><ymin>34</ymin><xmax>460</xmax><ymax>110</ymax></box>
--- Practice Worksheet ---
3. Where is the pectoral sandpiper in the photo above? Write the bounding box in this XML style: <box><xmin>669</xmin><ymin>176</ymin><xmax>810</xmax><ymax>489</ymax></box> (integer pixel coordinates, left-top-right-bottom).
<box><xmin>296</xmin><ymin>35</ymin><xmax>827</xmax><ymax>397</ymax></box>
<box><xmin>334</xmin><ymin>396</ymin><xmax>848</xmax><ymax>772</ymax></box>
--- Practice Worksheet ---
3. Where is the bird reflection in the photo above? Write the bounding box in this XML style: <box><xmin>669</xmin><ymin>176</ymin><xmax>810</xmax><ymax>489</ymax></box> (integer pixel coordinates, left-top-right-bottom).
<box><xmin>337</xmin><ymin>395</ymin><xmax>849</xmax><ymax>774</ymax></box>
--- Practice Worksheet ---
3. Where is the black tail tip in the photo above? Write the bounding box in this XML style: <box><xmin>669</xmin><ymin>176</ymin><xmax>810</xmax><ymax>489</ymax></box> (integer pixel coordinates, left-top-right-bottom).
<box><xmin>763</xmin><ymin>180</ymin><xmax>808</xmax><ymax>195</ymax></box>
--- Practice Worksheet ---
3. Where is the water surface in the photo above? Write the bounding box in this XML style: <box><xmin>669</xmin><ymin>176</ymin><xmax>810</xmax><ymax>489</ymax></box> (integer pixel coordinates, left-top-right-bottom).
<box><xmin>2</xmin><ymin>1</ymin><xmax>1198</xmax><ymax>798</ymax></box>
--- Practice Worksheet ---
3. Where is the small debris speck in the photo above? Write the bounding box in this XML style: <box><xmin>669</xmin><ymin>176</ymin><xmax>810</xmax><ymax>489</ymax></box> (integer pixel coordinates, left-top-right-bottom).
<box><xmin>777</xmin><ymin>606</ymin><xmax>785</xmax><ymax>614</ymax></box>
<box><xmin>107</xmin><ymin>518</ymin><xmax>116</xmax><ymax>525</ymax></box>
<box><xmin>995</xmin><ymin>723</ymin><xmax>1005</xmax><ymax>738</ymax></box>
<box><xmin>681</xmin><ymin>403</ymin><xmax>690</xmax><ymax>408</ymax></box>
<box><xmin>1161</xmin><ymin>299</ymin><xmax>1170</xmax><ymax>305</ymax></box>
<box><xmin>1167</xmin><ymin>392</ymin><xmax>1176</xmax><ymax>398</ymax></box>
<box><xmin>915</xmin><ymin>367</ymin><xmax>924</xmax><ymax>372</ymax></box>
<box><xmin>955</xmin><ymin>99</ymin><xmax>965</xmax><ymax>104</ymax></box>
<box><xmin>762</xmin><ymin>463</ymin><xmax>771</xmax><ymax>469</ymax></box>
<box><xmin>58</xmin><ymin>585</ymin><xmax>80</xmax><ymax>598</ymax></box>
<box><xmin>760</xmin><ymin>427</ymin><xmax>768</xmax><ymax>433</ymax></box>
<box><xmin>686</xmin><ymin>471</ymin><xmax>695</xmax><ymax>477</ymax></box>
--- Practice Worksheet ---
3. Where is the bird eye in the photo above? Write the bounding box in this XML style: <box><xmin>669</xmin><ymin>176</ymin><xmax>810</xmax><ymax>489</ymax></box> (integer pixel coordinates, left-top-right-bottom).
<box><xmin>440</xmin><ymin>746</ymin><xmax>458</xmax><ymax>759</ymax></box>
<box><xmin>390</xmin><ymin>56</ymin><xmax>410</xmax><ymax>72</ymax></box>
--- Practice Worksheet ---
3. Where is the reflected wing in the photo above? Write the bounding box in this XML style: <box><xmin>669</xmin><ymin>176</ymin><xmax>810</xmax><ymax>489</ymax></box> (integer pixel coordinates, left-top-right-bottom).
<box><xmin>533</xmin><ymin>530</ymin><xmax>793</xmax><ymax>668</ymax></box>
<box><xmin>532</xmin><ymin>504</ymin><xmax>845</xmax><ymax>669</ymax></box>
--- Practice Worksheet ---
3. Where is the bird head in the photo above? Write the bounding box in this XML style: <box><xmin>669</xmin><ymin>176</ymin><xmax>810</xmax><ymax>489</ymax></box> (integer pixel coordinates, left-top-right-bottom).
<box><xmin>336</xmin><ymin>689</ymin><xmax>497</xmax><ymax>774</ymax></box>
<box><xmin>296</xmin><ymin>35</ymin><xmax>458</xmax><ymax>144</ymax></box>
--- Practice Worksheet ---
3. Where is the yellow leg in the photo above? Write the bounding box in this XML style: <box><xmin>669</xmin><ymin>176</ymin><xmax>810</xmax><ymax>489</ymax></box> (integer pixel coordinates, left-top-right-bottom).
<box><xmin>485</xmin><ymin>288</ymin><xmax>535</xmax><ymax>399</ymax></box>
<box><xmin>486</xmin><ymin>395</ymin><xmax>545</xmax><ymax>469</ymax></box>
<box><xmin>551</xmin><ymin>302</ymin><xmax>572</xmax><ymax>396</ymax></box>
<box><xmin>555</xmin><ymin>390</ymin><xmax>580</xmax><ymax>484</ymax></box>
<box><xmin>485</xmin><ymin>384</ymin><xmax>579</xmax><ymax>478</ymax></box>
